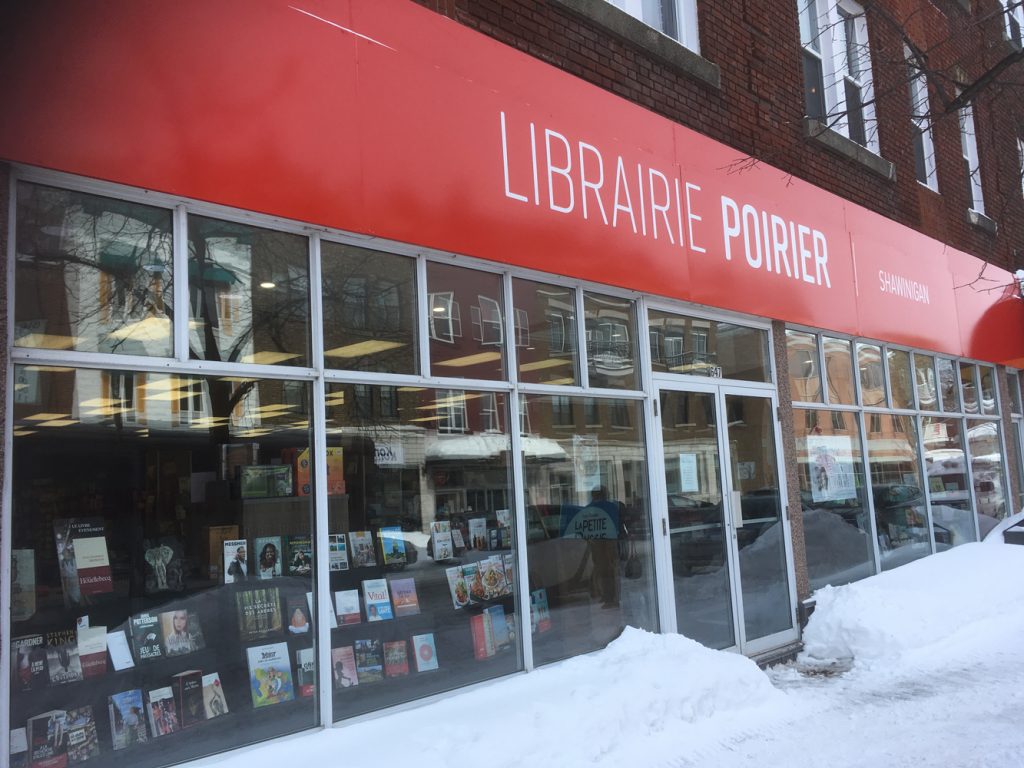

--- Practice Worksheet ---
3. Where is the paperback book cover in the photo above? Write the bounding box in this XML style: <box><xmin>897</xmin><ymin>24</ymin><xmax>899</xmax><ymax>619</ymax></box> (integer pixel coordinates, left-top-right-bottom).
<box><xmin>411</xmin><ymin>633</ymin><xmax>439</xmax><ymax>672</ymax></box>
<box><xmin>142</xmin><ymin>537</ymin><xmax>185</xmax><ymax>594</ymax></box>
<box><xmin>27</xmin><ymin>710</ymin><xmax>68</xmax><ymax>768</ymax></box>
<box><xmin>383</xmin><ymin>641</ymin><xmax>409</xmax><ymax>678</ymax></box>
<box><xmin>431</xmin><ymin>530</ymin><xmax>454</xmax><ymax>561</ymax></box>
<box><xmin>503</xmin><ymin>553</ymin><xmax>515</xmax><ymax>591</ymax></box>
<box><xmin>108</xmin><ymin>689</ymin><xmax>148</xmax><ymax>750</ymax></box>
<box><xmin>286</xmin><ymin>595</ymin><xmax>312</xmax><ymax>635</ymax></box>
<box><xmin>462</xmin><ymin>562</ymin><xmax>486</xmax><ymax>602</ymax></box>
<box><xmin>45</xmin><ymin>629</ymin><xmax>83</xmax><ymax>686</ymax></box>
<box><xmin>295</xmin><ymin>648</ymin><xmax>316</xmax><ymax>697</ymax></box>
<box><xmin>171</xmin><ymin>670</ymin><xmax>205</xmax><ymax>728</ymax></box>
<box><xmin>361</xmin><ymin>579</ymin><xmax>394</xmax><ymax>622</ymax></box>
<box><xmin>379</xmin><ymin>526</ymin><xmax>407</xmax><ymax>565</ymax></box>
<box><xmin>12</xmin><ymin>548</ymin><xmax>36</xmax><ymax>621</ymax></box>
<box><xmin>54</xmin><ymin>518</ymin><xmax>113</xmax><ymax>606</ymax></box>
<box><xmin>470</xmin><ymin>613</ymin><xmax>496</xmax><ymax>660</ymax></box>
<box><xmin>201</xmin><ymin>673</ymin><xmax>229</xmax><ymax>719</ymax></box>
<box><xmin>236</xmin><ymin>587</ymin><xmax>283</xmax><ymax>641</ymax></box>
<box><xmin>159</xmin><ymin>610</ymin><xmax>206</xmax><ymax>656</ymax></box>
<box><xmin>64</xmin><ymin>706</ymin><xmax>100</xmax><ymax>765</ymax></box>
<box><xmin>495</xmin><ymin>508</ymin><xmax>512</xmax><ymax>528</ymax></box>
<box><xmin>328</xmin><ymin>533</ymin><xmax>349</xmax><ymax>571</ymax></box>
<box><xmin>205</xmin><ymin>525</ymin><xmax>239</xmax><ymax>581</ymax></box>
<box><xmin>286</xmin><ymin>535</ymin><xmax>313</xmax><ymax>576</ymax></box>
<box><xmin>223</xmin><ymin>539</ymin><xmax>249</xmax><ymax>583</ymax></box>
<box><xmin>468</xmin><ymin>518</ymin><xmax>487</xmax><ymax>550</ymax></box>
<box><xmin>389</xmin><ymin>577</ymin><xmax>420</xmax><ymax>618</ymax></box>
<box><xmin>331</xmin><ymin>646</ymin><xmax>358</xmax><ymax>689</ymax></box>
<box><xmin>12</xmin><ymin>634</ymin><xmax>48</xmax><ymax>691</ymax></box>
<box><xmin>479</xmin><ymin>557</ymin><xmax>506</xmax><ymax>599</ymax></box>
<box><xmin>146</xmin><ymin>687</ymin><xmax>179</xmax><ymax>737</ymax></box>
<box><xmin>484</xmin><ymin>605</ymin><xmax>511</xmax><ymax>649</ymax></box>
<box><xmin>334</xmin><ymin>590</ymin><xmax>362</xmax><ymax>626</ymax></box>
<box><xmin>349</xmin><ymin>531</ymin><xmax>376</xmax><ymax>567</ymax></box>
<box><xmin>9</xmin><ymin>727</ymin><xmax>27</xmax><ymax>768</ymax></box>
<box><xmin>354</xmin><ymin>638</ymin><xmax>383</xmax><ymax>683</ymax></box>
<box><xmin>254</xmin><ymin>536</ymin><xmax>283</xmax><ymax>579</ymax></box>
<box><xmin>451</xmin><ymin>528</ymin><xmax>466</xmax><ymax>550</ymax></box>
<box><xmin>76</xmin><ymin>625</ymin><xmax>107</xmax><ymax>679</ymax></box>
<box><xmin>531</xmin><ymin>588</ymin><xmax>552</xmax><ymax>633</ymax></box>
<box><xmin>129</xmin><ymin>613</ymin><xmax>163</xmax><ymax>662</ymax></box>
<box><xmin>247</xmin><ymin>642</ymin><xmax>295</xmax><ymax>708</ymax></box>
<box><xmin>445</xmin><ymin>566</ymin><xmax>469</xmax><ymax>609</ymax></box>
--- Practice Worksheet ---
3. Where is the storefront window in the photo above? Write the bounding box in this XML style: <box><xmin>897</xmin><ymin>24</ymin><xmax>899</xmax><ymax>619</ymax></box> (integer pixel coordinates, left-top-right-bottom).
<box><xmin>937</xmin><ymin>358</ymin><xmax>960</xmax><ymax>412</ymax></box>
<box><xmin>857</xmin><ymin>343</ymin><xmax>886</xmax><ymax>407</ymax></box>
<box><xmin>584</xmin><ymin>293</ymin><xmax>638</xmax><ymax>389</ymax></box>
<box><xmin>322</xmin><ymin>385</ymin><xmax>521</xmax><ymax>718</ymax></box>
<box><xmin>887</xmin><ymin>349</ymin><xmax>914</xmax><ymax>409</ymax></box>
<box><xmin>959</xmin><ymin>362</ymin><xmax>979</xmax><ymax>414</ymax></box>
<box><xmin>823</xmin><ymin>337</ymin><xmax>855</xmax><ymax>405</ymax></box>
<box><xmin>914</xmin><ymin>353</ymin><xmax>938</xmax><ymax>411</ymax></box>
<box><xmin>188</xmin><ymin>217</ymin><xmax>311</xmax><ymax>366</ymax></box>
<box><xmin>648</xmin><ymin>310</ymin><xmax>769</xmax><ymax>382</ymax></box>
<box><xmin>520</xmin><ymin>395</ymin><xmax>657</xmax><ymax>665</ymax></box>
<box><xmin>921</xmin><ymin>416</ymin><xmax>976</xmax><ymax>549</ymax></box>
<box><xmin>967</xmin><ymin>419</ymin><xmax>1008</xmax><ymax>536</ymax></box>
<box><xmin>786</xmin><ymin>330</ymin><xmax>822</xmax><ymax>403</ymax></box>
<box><xmin>14</xmin><ymin>182</ymin><xmax>174</xmax><ymax>357</ymax></box>
<box><xmin>426</xmin><ymin>263</ymin><xmax>506</xmax><ymax>381</ymax></box>
<box><xmin>512</xmin><ymin>279</ymin><xmax>579</xmax><ymax>386</ymax></box>
<box><xmin>321</xmin><ymin>242</ymin><xmax>417</xmax><ymax>374</ymax></box>
<box><xmin>795</xmin><ymin>409</ymin><xmax>875</xmax><ymax>590</ymax></box>
<box><xmin>1007</xmin><ymin>371</ymin><xmax>1022</xmax><ymax>415</ymax></box>
<box><xmin>978</xmin><ymin>365</ymin><xmax>997</xmax><ymax>416</ymax></box>
<box><xmin>867</xmin><ymin>414</ymin><xmax>930</xmax><ymax>571</ymax></box>
<box><xmin>9</xmin><ymin>366</ymin><xmax>318</xmax><ymax>768</ymax></box>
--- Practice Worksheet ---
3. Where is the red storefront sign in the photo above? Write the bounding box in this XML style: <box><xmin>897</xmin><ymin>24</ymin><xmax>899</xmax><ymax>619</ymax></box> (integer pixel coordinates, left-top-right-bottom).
<box><xmin>1</xmin><ymin>0</ymin><xmax>1021</xmax><ymax>365</ymax></box>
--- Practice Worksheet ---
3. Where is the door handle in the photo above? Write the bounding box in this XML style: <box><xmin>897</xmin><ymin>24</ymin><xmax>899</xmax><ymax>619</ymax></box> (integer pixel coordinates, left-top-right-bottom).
<box><xmin>731</xmin><ymin>490</ymin><xmax>744</xmax><ymax>529</ymax></box>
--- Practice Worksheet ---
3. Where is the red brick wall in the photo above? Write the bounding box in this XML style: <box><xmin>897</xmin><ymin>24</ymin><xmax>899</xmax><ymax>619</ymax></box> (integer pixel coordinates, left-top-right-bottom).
<box><xmin>412</xmin><ymin>0</ymin><xmax>1024</xmax><ymax>272</ymax></box>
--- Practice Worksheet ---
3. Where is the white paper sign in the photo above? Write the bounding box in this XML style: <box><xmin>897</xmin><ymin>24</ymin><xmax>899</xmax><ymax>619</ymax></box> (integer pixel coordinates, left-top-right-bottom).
<box><xmin>807</xmin><ymin>435</ymin><xmax>857</xmax><ymax>502</ymax></box>
<box><xmin>374</xmin><ymin>443</ymin><xmax>405</xmax><ymax>466</ymax></box>
<box><xmin>573</xmin><ymin>435</ymin><xmax>600</xmax><ymax>494</ymax></box>
<box><xmin>106</xmin><ymin>630</ymin><xmax>135</xmax><ymax>671</ymax></box>
<box><xmin>678</xmin><ymin>453</ymin><xmax>699</xmax><ymax>493</ymax></box>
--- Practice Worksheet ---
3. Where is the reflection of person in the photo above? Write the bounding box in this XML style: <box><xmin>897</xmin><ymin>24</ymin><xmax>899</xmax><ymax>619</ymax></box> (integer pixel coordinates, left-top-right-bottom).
<box><xmin>165</xmin><ymin>610</ymin><xmax>198</xmax><ymax>655</ymax></box>
<box><xmin>585</xmin><ymin>486</ymin><xmax>622</xmax><ymax>609</ymax></box>
<box><xmin>227</xmin><ymin>546</ymin><xmax>247</xmax><ymax>582</ymax></box>
<box><xmin>124</xmin><ymin>706</ymin><xmax>142</xmax><ymax>745</ymax></box>
<box><xmin>259</xmin><ymin>543</ymin><xmax>279</xmax><ymax>578</ymax></box>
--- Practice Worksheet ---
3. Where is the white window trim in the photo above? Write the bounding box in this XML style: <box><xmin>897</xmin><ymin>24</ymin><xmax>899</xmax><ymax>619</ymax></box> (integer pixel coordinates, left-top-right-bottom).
<box><xmin>800</xmin><ymin>0</ymin><xmax>880</xmax><ymax>154</ymax></box>
<box><xmin>606</xmin><ymin>0</ymin><xmax>700</xmax><ymax>52</ymax></box>
<box><xmin>959</xmin><ymin>104</ymin><xmax>985</xmax><ymax>215</ymax></box>
<box><xmin>905</xmin><ymin>46</ymin><xmax>938</xmax><ymax>191</ymax></box>
<box><xmin>1000</xmin><ymin>0</ymin><xmax>1024</xmax><ymax>47</ymax></box>
<box><xmin>1018</xmin><ymin>137</ymin><xmax>1024</xmax><ymax>199</ymax></box>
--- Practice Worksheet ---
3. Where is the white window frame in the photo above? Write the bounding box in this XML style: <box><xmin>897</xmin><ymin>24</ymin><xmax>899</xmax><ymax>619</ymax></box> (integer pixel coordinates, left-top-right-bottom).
<box><xmin>905</xmin><ymin>46</ymin><xmax>938</xmax><ymax>191</ymax></box>
<box><xmin>606</xmin><ymin>0</ymin><xmax>700</xmax><ymax>52</ymax></box>
<box><xmin>428</xmin><ymin>291</ymin><xmax>461</xmax><ymax>343</ymax></box>
<box><xmin>959</xmin><ymin>104</ymin><xmax>985</xmax><ymax>215</ymax></box>
<box><xmin>1000</xmin><ymin>0</ymin><xmax>1024</xmax><ymax>47</ymax></box>
<box><xmin>799</xmin><ymin>0</ymin><xmax>880</xmax><ymax>154</ymax></box>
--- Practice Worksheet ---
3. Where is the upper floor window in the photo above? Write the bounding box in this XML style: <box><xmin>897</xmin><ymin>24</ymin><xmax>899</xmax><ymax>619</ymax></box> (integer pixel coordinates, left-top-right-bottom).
<box><xmin>1017</xmin><ymin>136</ymin><xmax>1024</xmax><ymax>198</ymax></box>
<box><xmin>959</xmin><ymin>104</ymin><xmax>985</xmax><ymax>214</ymax></box>
<box><xmin>606</xmin><ymin>0</ymin><xmax>700</xmax><ymax>52</ymax></box>
<box><xmin>1000</xmin><ymin>0</ymin><xmax>1023</xmax><ymax>47</ymax></box>
<box><xmin>798</xmin><ymin>0</ymin><xmax>879</xmax><ymax>153</ymax></box>
<box><xmin>906</xmin><ymin>46</ymin><xmax>938</xmax><ymax>190</ymax></box>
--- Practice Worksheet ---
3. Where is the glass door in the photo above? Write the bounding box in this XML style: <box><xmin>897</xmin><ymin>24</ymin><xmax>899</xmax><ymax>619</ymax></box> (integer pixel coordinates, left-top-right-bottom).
<box><xmin>658</xmin><ymin>385</ymin><xmax>797</xmax><ymax>654</ymax></box>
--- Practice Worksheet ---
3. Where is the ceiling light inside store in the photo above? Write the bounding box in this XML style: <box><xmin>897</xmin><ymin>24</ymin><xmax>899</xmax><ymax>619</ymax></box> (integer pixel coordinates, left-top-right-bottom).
<box><xmin>38</xmin><ymin>419</ymin><xmax>78</xmax><ymax>427</ymax></box>
<box><xmin>141</xmin><ymin>378</ymin><xmax>184</xmax><ymax>391</ymax></box>
<box><xmin>398</xmin><ymin>387</ymin><xmax>426</xmax><ymax>392</ymax></box>
<box><xmin>145</xmin><ymin>390</ymin><xmax>195</xmax><ymax>401</ymax></box>
<box><xmin>545</xmin><ymin>377</ymin><xmax>574</xmax><ymax>385</ymax></box>
<box><xmin>241</xmin><ymin>351</ymin><xmax>301</xmax><ymax>365</ymax></box>
<box><xmin>80</xmin><ymin>398</ymin><xmax>125</xmax><ymax>408</ymax></box>
<box><xmin>16</xmin><ymin>333</ymin><xmax>80</xmax><ymax>349</ymax></box>
<box><xmin>434</xmin><ymin>351</ymin><xmax>501</xmax><ymax>368</ymax></box>
<box><xmin>409</xmin><ymin>416</ymin><xmax>444</xmax><ymax>423</ymax></box>
<box><xmin>25</xmin><ymin>412</ymin><xmax>71</xmax><ymax>421</ymax></box>
<box><xmin>324</xmin><ymin>340</ymin><xmax>405</xmax><ymax>358</ymax></box>
<box><xmin>13</xmin><ymin>430</ymin><xmax>37</xmax><ymax>437</ymax></box>
<box><xmin>82</xmin><ymin>407</ymin><xmax>130</xmax><ymax>417</ymax></box>
<box><xmin>417</xmin><ymin>393</ymin><xmax>482</xmax><ymax>410</ymax></box>
<box><xmin>259</xmin><ymin>281</ymin><xmax>276</xmax><ymax>289</ymax></box>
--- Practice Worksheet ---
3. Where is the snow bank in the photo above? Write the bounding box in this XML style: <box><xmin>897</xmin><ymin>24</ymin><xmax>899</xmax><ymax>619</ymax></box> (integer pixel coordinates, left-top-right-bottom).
<box><xmin>801</xmin><ymin>542</ymin><xmax>1024</xmax><ymax>665</ymax></box>
<box><xmin>202</xmin><ymin>628</ymin><xmax>781</xmax><ymax>768</ymax></box>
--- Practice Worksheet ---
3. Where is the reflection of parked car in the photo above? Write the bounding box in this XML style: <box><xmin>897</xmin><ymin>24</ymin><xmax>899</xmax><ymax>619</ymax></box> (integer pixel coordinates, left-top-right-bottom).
<box><xmin>667</xmin><ymin>494</ymin><xmax>724</xmax><ymax>573</ymax></box>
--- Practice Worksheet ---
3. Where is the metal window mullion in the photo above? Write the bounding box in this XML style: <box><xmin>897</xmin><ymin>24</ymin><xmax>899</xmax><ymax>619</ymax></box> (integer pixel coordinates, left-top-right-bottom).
<box><xmin>915</xmin><ymin>414</ymin><xmax>938</xmax><ymax>554</ymax></box>
<box><xmin>960</xmin><ymin>416</ymin><xmax>983</xmax><ymax>542</ymax></box>
<box><xmin>859</xmin><ymin>409</ymin><xmax>884</xmax><ymax>575</ymax></box>
<box><xmin>173</xmin><ymin>204</ymin><xmax>190</xmax><ymax>363</ymax></box>
<box><xmin>880</xmin><ymin>343</ymin><xmax>892</xmax><ymax>409</ymax></box>
<box><xmin>816</xmin><ymin>333</ymin><xmax>829</xmax><ymax>405</ymax></box>
<box><xmin>416</xmin><ymin>255</ymin><xmax>431</xmax><ymax>379</ymax></box>
<box><xmin>575</xmin><ymin>288</ymin><xmax>589</xmax><ymax>389</ymax></box>
<box><xmin>307</xmin><ymin>232</ymin><xmax>333</xmax><ymax>728</ymax></box>
<box><xmin>507</xmin><ymin>385</ymin><xmax>533</xmax><ymax>672</ymax></box>
<box><xmin>1</xmin><ymin>166</ymin><xmax>20</xmax><ymax>748</ymax></box>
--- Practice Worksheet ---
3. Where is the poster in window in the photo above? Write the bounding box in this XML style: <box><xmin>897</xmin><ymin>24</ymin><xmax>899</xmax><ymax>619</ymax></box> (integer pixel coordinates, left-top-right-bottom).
<box><xmin>677</xmin><ymin>453</ymin><xmax>699</xmax><ymax>493</ymax></box>
<box><xmin>572</xmin><ymin>434</ymin><xmax>600</xmax><ymax>494</ymax></box>
<box><xmin>806</xmin><ymin>435</ymin><xmax>857</xmax><ymax>503</ymax></box>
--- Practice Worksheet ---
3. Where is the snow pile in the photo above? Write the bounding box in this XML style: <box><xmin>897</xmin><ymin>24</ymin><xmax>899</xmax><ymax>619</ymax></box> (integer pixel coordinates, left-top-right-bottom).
<box><xmin>801</xmin><ymin>541</ymin><xmax>1024</xmax><ymax>665</ymax></box>
<box><xmin>210</xmin><ymin>628</ymin><xmax>781</xmax><ymax>768</ymax></box>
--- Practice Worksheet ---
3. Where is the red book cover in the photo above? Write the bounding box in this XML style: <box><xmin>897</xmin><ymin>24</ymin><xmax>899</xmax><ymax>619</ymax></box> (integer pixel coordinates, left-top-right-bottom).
<box><xmin>383</xmin><ymin>641</ymin><xmax>409</xmax><ymax>677</ymax></box>
<box><xmin>470</xmin><ymin>614</ymin><xmax>494</xmax><ymax>660</ymax></box>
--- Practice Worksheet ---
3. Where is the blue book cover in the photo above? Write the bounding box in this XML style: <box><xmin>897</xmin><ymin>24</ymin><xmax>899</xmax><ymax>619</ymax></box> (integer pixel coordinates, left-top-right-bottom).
<box><xmin>378</xmin><ymin>527</ymin><xmax>407</xmax><ymax>565</ymax></box>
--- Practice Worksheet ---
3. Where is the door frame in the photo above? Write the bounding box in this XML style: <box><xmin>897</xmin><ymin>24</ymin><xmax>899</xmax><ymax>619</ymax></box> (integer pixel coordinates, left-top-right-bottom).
<box><xmin>650</xmin><ymin>376</ymin><xmax>800</xmax><ymax>656</ymax></box>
